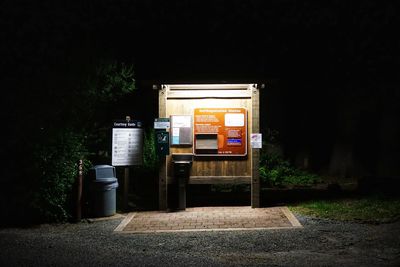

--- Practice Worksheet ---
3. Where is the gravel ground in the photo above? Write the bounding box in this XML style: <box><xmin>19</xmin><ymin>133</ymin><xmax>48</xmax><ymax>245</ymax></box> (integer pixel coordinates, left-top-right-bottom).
<box><xmin>0</xmin><ymin>213</ymin><xmax>399</xmax><ymax>266</ymax></box>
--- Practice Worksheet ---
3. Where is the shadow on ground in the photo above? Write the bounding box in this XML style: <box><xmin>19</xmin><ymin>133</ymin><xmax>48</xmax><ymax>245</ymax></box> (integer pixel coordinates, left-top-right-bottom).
<box><xmin>178</xmin><ymin>177</ymin><xmax>400</xmax><ymax>209</ymax></box>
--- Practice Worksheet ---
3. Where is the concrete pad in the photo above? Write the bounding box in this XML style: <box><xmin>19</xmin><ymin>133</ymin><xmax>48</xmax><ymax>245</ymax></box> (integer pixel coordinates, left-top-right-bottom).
<box><xmin>87</xmin><ymin>213</ymin><xmax>126</xmax><ymax>223</ymax></box>
<box><xmin>114</xmin><ymin>206</ymin><xmax>302</xmax><ymax>233</ymax></box>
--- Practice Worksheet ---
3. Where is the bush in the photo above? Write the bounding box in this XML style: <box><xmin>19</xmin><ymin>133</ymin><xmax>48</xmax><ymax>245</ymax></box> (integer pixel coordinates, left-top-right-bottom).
<box><xmin>30</xmin><ymin>130</ymin><xmax>91</xmax><ymax>222</ymax></box>
<box><xmin>259</xmin><ymin>128</ymin><xmax>321</xmax><ymax>188</ymax></box>
<box><xmin>85</xmin><ymin>61</ymin><xmax>136</xmax><ymax>104</ymax></box>
<box><xmin>8</xmin><ymin>61</ymin><xmax>137</xmax><ymax>223</ymax></box>
<box><xmin>260</xmin><ymin>149</ymin><xmax>321</xmax><ymax>188</ymax></box>
<box><xmin>143</xmin><ymin>128</ymin><xmax>159</xmax><ymax>170</ymax></box>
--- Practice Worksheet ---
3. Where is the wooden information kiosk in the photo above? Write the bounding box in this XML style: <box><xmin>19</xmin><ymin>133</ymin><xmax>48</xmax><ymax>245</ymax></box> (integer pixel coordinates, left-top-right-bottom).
<box><xmin>157</xmin><ymin>84</ymin><xmax>260</xmax><ymax>210</ymax></box>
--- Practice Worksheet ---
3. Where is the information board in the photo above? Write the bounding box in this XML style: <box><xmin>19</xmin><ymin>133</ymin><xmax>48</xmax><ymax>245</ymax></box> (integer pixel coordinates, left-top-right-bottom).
<box><xmin>112</xmin><ymin>121</ymin><xmax>143</xmax><ymax>166</ymax></box>
<box><xmin>170</xmin><ymin>115</ymin><xmax>192</xmax><ymax>145</ymax></box>
<box><xmin>194</xmin><ymin>108</ymin><xmax>247</xmax><ymax>156</ymax></box>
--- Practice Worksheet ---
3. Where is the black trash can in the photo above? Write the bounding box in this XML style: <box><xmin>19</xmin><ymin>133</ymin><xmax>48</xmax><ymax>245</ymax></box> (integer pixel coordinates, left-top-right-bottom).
<box><xmin>89</xmin><ymin>165</ymin><xmax>119</xmax><ymax>217</ymax></box>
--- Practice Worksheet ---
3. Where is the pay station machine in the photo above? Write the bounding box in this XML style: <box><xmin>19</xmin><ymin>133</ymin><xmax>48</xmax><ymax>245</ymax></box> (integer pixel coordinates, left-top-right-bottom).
<box><xmin>168</xmin><ymin>115</ymin><xmax>193</xmax><ymax>210</ymax></box>
<box><xmin>171</xmin><ymin>153</ymin><xmax>193</xmax><ymax>210</ymax></box>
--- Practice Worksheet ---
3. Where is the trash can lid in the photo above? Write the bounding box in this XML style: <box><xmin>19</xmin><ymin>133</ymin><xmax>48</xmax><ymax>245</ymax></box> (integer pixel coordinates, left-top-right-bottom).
<box><xmin>91</xmin><ymin>164</ymin><xmax>112</xmax><ymax>169</ymax></box>
<box><xmin>172</xmin><ymin>153</ymin><xmax>193</xmax><ymax>163</ymax></box>
<box><xmin>90</xmin><ymin>165</ymin><xmax>116</xmax><ymax>179</ymax></box>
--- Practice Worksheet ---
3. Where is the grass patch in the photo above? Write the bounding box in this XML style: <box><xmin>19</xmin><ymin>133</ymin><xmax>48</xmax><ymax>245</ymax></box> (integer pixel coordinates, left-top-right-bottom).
<box><xmin>289</xmin><ymin>194</ymin><xmax>400</xmax><ymax>223</ymax></box>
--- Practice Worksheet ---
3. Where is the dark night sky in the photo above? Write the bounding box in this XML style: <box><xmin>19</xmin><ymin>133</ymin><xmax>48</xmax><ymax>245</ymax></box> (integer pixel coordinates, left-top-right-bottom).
<box><xmin>1</xmin><ymin>0</ymin><xmax>399</xmax><ymax>177</ymax></box>
<box><xmin>2</xmin><ymin>0</ymin><xmax>398</xmax><ymax>82</ymax></box>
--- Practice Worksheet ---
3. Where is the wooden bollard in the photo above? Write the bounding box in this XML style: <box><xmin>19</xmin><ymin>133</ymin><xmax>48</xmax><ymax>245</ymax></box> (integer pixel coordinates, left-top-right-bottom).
<box><xmin>76</xmin><ymin>159</ymin><xmax>83</xmax><ymax>222</ymax></box>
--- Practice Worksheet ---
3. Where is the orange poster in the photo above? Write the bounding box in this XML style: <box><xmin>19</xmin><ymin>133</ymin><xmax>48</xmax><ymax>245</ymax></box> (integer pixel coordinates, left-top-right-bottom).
<box><xmin>193</xmin><ymin>108</ymin><xmax>247</xmax><ymax>156</ymax></box>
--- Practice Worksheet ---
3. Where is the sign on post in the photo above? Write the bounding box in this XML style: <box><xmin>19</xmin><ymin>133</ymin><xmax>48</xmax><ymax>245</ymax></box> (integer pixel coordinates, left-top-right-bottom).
<box><xmin>251</xmin><ymin>133</ymin><xmax>262</xmax><ymax>148</ymax></box>
<box><xmin>112</xmin><ymin>120</ymin><xmax>143</xmax><ymax>166</ymax></box>
<box><xmin>154</xmin><ymin>118</ymin><xmax>170</xmax><ymax>156</ymax></box>
<box><xmin>154</xmin><ymin>118</ymin><xmax>170</xmax><ymax>129</ymax></box>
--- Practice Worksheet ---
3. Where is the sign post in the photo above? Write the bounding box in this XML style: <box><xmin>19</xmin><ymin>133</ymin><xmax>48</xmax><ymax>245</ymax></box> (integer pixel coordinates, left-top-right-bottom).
<box><xmin>154</xmin><ymin>118</ymin><xmax>170</xmax><ymax>210</ymax></box>
<box><xmin>123</xmin><ymin>167</ymin><xmax>129</xmax><ymax>211</ymax></box>
<box><xmin>112</xmin><ymin>116</ymin><xmax>143</xmax><ymax>211</ymax></box>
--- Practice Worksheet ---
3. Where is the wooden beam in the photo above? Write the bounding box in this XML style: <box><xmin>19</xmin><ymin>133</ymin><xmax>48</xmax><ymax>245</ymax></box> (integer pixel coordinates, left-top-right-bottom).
<box><xmin>166</xmin><ymin>176</ymin><xmax>251</xmax><ymax>184</ymax></box>
<box><xmin>168</xmin><ymin>84</ymin><xmax>251</xmax><ymax>90</ymax></box>
<box><xmin>167</xmin><ymin>89</ymin><xmax>252</xmax><ymax>99</ymax></box>
<box><xmin>188</xmin><ymin>176</ymin><xmax>251</xmax><ymax>184</ymax></box>
<box><xmin>251</xmin><ymin>85</ymin><xmax>261</xmax><ymax>208</ymax></box>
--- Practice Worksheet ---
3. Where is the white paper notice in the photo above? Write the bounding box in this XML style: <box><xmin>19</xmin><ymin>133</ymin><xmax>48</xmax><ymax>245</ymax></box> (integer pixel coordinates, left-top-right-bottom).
<box><xmin>251</xmin><ymin>133</ymin><xmax>262</xmax><ymax>148</ymax></box>
<box><xmin>225</xmin><ymin>113</ymin><xmax>245</xmax><ymax>127</ymax></box>
<box><xmin>172</xmin><ymin>127</ymin><xmax>180</xmax><ymax>137</ymax></box>
<box><xmin>172</xmin><ymin>115</ymin><xmax>191</xmax><ymax>128</ymax></box>
<box><xmin>112</xmin><ymin>128</ymin><xmax>143</xmax><ymax>166</ymax></box>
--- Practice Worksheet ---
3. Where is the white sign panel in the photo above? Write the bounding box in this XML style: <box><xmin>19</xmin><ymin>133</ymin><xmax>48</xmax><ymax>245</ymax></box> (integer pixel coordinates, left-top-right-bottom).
<box><xmin>112</xmin><ymin>128</ymin><xmax>143</xmax><ymax>166</ymax></box>
<box><xmin>171</xmin><ymin>115</ymin><xmax>191</xmax><ymax>128</ymax></box>
<box><xmin>225</xmin><ymin>113</ymin><xmax>245</xmax><ymax>127</ymax></box>
<box><xmin>154</xmin><ymin>118</ymin><xmax>170</xmax><ymax>129</ymax></box>
<box><xmin>251</xmin><ymin>133</ymin><xmax>262</xmax><ymax>148</ymax></box>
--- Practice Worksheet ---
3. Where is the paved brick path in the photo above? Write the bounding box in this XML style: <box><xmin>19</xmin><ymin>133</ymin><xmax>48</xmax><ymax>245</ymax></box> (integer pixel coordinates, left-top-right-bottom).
<box><xmin>115</xmin><ymin>206</ymin><xmax>302</xmax><ymax>233</ymax></box>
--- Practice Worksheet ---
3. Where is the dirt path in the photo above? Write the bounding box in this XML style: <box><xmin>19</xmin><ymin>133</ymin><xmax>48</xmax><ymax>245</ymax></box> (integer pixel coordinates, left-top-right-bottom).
<box><xmin>0</xmin><ymin>213</ymin><xmax>399</xmax><ymax>266</ymax></box>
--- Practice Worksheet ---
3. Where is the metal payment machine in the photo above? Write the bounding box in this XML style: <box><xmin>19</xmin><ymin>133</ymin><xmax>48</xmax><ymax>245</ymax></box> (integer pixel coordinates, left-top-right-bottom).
<box><xmin>171</xmin><ymin>153</ymin><xmax>193</xmax><ymax>210</ymax></box>
<box><xmin>155</xmin><ymin>130</ymin><xmax>170</xmax><ymax>156</ymax></box>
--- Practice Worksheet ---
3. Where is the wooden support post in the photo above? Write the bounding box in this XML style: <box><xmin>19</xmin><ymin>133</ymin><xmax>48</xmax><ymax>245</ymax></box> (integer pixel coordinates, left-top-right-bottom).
<box><xmin>251</xmin><ymin>84</ymin><xmax>260</xmax><ymax>208</ymax></box>
<box><xmin>75</xmin><ymin>159</ymin><xmax>83</xmax><ymax>222</ymax></box>
<box><xmin>123</xmin><ymin>167</ymin><xmax>130</xmax><ymax>211</ymax></box>
<box><xmin>158</xmin><ymin>85</ymin><xmax>167</xmax><ymax>210</ymax></box>
<box><xmin>158</xmin><ymin>157</ymin><xmax>167</xmax><ymax>210</ymax></box>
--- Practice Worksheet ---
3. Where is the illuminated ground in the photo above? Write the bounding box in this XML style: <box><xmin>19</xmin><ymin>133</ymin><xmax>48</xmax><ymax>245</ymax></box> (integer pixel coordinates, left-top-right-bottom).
<box><xmin>0</xmin><ymin>213</ymin><xmax>399</xmax><ymax>266</ymax></box>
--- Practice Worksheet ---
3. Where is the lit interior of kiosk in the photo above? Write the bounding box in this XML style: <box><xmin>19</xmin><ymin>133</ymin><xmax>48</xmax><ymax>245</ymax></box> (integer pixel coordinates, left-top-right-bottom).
<box><xmin>157</xmin><ymin>84</ymin><xmax>260</xmax><ymax>210</ymax></box>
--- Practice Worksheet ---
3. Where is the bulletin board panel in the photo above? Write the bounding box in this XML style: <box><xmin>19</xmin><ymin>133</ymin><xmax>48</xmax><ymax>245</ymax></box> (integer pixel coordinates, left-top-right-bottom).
<box><xmin>193</xmin><ymin>108</ymin><xmax>247</xmax><ymax>156</ymax></box>
<box><xmin>165</xmin><ymin>98</ymin><xmax>251</xmax><ymax>180</ymax></box>
<box><xmin>170</xmin><ymin>115</ymin><xmax>192</xmax><ymax>145</ymax></box>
